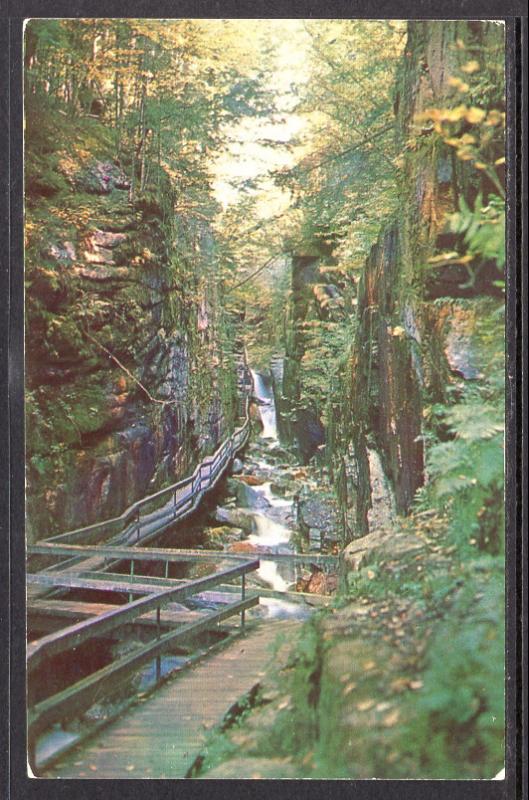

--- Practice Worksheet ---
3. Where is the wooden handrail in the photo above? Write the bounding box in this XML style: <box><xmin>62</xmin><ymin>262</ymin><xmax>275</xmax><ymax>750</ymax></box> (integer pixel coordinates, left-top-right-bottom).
<box><xmin>27</xmin><ymin>556</ymin><xmax>260</xmax><ymax>764</ymax></box>
<box><xmin>26</xmin><ymin>391</ymin><xmax>256</xmax><ymax>771</ymax></box>
<box><xmin>39</xmin><ymin>397</ymin><xmax>250</xmax><ymax>548</ymax></box>
<box><xmin>27</xmin><ymin>542</ymin><xmax>339</xmax><ymax>566</ymax></box>
<box><xmin>28</xmin><ymin>595</ymin><xmax>259</xmax><ymax>742</ymax></box>
<box><xmin>27</xmin><ymin>559</ymin><xmax>259</xmax><ymax>672</ymax></box>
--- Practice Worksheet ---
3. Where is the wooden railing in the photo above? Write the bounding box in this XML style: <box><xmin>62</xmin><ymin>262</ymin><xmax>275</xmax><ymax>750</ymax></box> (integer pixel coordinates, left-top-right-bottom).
<box><xmin>27</xmin><ymin>556</ymin><xmax>260</xmax><ymax>771</ymax></box>
<box><xmin>26</xmin><ymin>389</ymin><xmax>256</xmax><ymax>772</ymax></box>
<box><xmin>39</xmin><ymin>398</ymin><xmax>251</xmax><ymax>549</ymax></box>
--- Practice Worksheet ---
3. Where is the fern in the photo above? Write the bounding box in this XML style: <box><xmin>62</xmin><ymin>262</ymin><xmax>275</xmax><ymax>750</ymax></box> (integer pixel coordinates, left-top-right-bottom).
<box><xmin>449</xmin><ymin>193</ymin><xmax>505</xmax><ymax>269</ymax></box>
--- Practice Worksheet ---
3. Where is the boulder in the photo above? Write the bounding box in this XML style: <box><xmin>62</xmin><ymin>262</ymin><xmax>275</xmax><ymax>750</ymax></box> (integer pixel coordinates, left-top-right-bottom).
<box><xmin>231</xmin><ymin>458</ymin><xmax>244</xmax><ymax>474</ymax></box>
<box><xmin>292</xmin><ymin>408</ymin><xmax>325</xmax><ymax>464</ymax></box>
<box><xmin>237</xmin><ymin>474</ymin><xmax>267</xmax><ymax>486</ymax></box>
<box><xmin>296</xmin><ymin>568</ymin><xmax>338</xmax><ymax>595</ymax></box>
<box><xmin>342</xmin><ymin>527</ymin><xmax>424</xmax><ymax>571</ymax></box>
<box><xmin>203</xmin><ymin>525</ymin><xmax>245</xmax><ymax>546</ymax></box>
<box><xmin>226</xmin><ymin>541</ymin><xmax>272</xmax><ymax>555</ymax></box>
<box><xmin>92</xmin><ymin>230</ymin><xmax>128</xmax><ymax>249</ymax></box>
<box><xmin>298</xmin><ymin>495</ymin><xmax>339</xmax><ymax>538</ymax></box>
<box><xmin>227</xmin><ymin>478</ymin><xmax>270</xmax><ymax>511</ymax></box>
<box><xmin>213</xmin><ymin>506</ymin><xmax>256</xmax><ymax>533</ymax></box>
<box><xmin>73</xmin><ymin>160</ymin><xmax>130</xmax><ymax>195</ymax></box>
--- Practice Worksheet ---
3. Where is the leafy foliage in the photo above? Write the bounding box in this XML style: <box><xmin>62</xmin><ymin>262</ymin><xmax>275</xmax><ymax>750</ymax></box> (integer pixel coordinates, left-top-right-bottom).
<box><xmin>402</xmin><ymin>563</ymin><xmax>504</xmax><ymax>778</ymax></box>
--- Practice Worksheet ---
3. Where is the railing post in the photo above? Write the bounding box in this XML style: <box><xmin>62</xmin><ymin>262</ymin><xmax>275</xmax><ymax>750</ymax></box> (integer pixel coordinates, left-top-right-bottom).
<box><xmin>173</xmin><ymin>488</ymin><xmax>177</xmax><ymax>518</ymax></box>
<box><xmin>136</xmin><ymin>507</ymin><xmax>141</xmax><ymax>543</ymax></box>
<box><xmin>155</xmin><ymin>605</ymin><xmax>161</xmax><ymax>683</ymax></box>
<box><xmin>241</xmin><ymin>573</ymin><xmax>246</xmax><ymax>631</ymax></box>
<box><xmin>129</xmin><ymin>559</ymin><xmax>134</xmax><ymax>604</ymax></box>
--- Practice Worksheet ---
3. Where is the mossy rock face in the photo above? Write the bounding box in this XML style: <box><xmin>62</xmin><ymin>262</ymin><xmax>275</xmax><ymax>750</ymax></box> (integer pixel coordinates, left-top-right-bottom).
<box><xmin>67</xmin><ymin>159</ymin><xmax>131</xmax><ymax>195</ymax></box>
<box><xmin>25</xmin><ymin>116</ymin><xmax>239</xmax><ymax>540</ymax></box>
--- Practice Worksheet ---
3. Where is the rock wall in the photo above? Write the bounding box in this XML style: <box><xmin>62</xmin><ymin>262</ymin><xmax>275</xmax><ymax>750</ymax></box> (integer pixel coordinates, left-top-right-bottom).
<box><xmin>330</xmin><ymin>20</ymin><xmax>504</xmax><ymax>544</ymax></box>
<box><xmin>278</xmin><ymin>246</ymin><xmax>340</xmax><ymax>464</ymax></box>
<box><xmin>25</xmin><ymin>151</ymin><xmax>238</xmax><ymax>541</ymax></box>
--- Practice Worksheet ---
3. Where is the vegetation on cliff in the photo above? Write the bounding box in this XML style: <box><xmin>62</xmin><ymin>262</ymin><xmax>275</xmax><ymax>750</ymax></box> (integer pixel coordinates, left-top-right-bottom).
<box><xmin>24</xmin><ymin>20</ymin><xmax>275</xmax><ymax>537</ymax></box>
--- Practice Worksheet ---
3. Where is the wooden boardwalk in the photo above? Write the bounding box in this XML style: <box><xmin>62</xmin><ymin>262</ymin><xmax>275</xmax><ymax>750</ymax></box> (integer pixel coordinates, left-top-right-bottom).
<box><xmin>46</xmin><ymin>618</ymin><xmax>299</xmax><ymax>779</ymax></box>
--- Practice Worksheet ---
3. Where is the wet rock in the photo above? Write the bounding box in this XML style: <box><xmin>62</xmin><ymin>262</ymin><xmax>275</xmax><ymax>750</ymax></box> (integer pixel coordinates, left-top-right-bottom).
<box><xmin>270</xmin><ymin>481</ymin><xmax>287</xmax><ymax>496</ymax></box>
<box><xmin>236</xmin><ymin>475</ymin><xmax>267</xmax><ymax>486</ymax></box>
<box><xmin>227</xmin><ymin>478</ymin><xmax>271</xmax><ymax>511</ymax></box>
<box><xmin>298</xmin><ymin>495</ymin><xmax>339</xmax><ymax>539</ymax></box>
<box><xmin>342</xmin><ymin>528</ymin><xmax>424</xmax><ymax>571</ymax></box>
<box><xmin>73</xmin><ymin>160</ymin><xmax>130</xmax><ymax>194</ymax></box>
<box><xmin>296</xmin><ymin>568</ymin><xmax>338</xmax><ymax>595</ymax></box>
<box><xmin>308</xmin><ymin>527</ymin><xmax>322</xmax><ymax>552</ymax></box>
<box><xmin>213</xmin><ymin>506</ymin><xmax>256</xmax><ymax>533</ymax></box>
<box><xmin>75</xmin><ymin>265</ymin><xmax>131</xmax><ymax>282</ymax></box>
<box><xmin>367</xmin><ymin>449</ymin><xmax>397</xmax><ymax>533</ymax></box>
<box><xmin>48</xmin><ymin>241</ymin><xmax>76</xmax><ymax>262</ymax></box>
<box><xmin>203</xmin><ymin>525</ymin><xmax>245</xmax><ymax>545</ymax></box>
<box><xmin>25</xmin><ymin>147</ymin><xmax>236</xmax><ymax>542</ymax></box>
<box><xmin>226</xmin><ymin>541</ymin><xmax>272</xmax><ymax>555</ymax></box>
<box><xmin>444</xmin><ymin>303</ymin><xmax>484</xmax><ymax>380</ymax></box>
<box><xmin>92</xmin><ymin>230</ymin><xmax>128</xmax><ymax>249</ymax></box>
<box><xmin>83</xmin><ymin>245</ymin><xmax>116</xmax><ymax>265</ymax></box>
<box><xmin>249</xmin><ymin>401</ymin><xmax>263</xmax><ymax>426</ymax></box>
<box><xmin>231</xmin><ymin>458</ymin><xmax>244</xmax><ymax>474</ymax></box>
<box><xmin>292</xmin><ymin>408</ymin><xmax>325</xmax><ymax>465</ymax></box>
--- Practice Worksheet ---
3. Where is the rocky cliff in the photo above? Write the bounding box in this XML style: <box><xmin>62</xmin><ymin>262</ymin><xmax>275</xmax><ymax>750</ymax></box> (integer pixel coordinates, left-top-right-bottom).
<box><xmin>25</xmin><ymin>118</ymin><xmax>238</xmax><ymax>541</ymax></box>
<box><xmin>329</xmin><ymin>20</ymin><xmax>505</xmax><ymax>544</ymax></box>
<box><xmin>276</xmin><ymin>241</ymin><xmax>343</xmax><ymax>464</ymax></box>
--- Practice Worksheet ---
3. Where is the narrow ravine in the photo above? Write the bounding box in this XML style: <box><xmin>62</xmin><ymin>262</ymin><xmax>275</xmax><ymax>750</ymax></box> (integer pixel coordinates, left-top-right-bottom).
<box><xmin>24</xmin><ymin>17</ymin><xmax>507</xmax><ymax>782</ymax></box>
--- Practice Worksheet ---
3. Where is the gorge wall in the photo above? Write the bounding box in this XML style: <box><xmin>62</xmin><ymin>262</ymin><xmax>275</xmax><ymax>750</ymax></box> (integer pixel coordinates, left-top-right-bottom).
<box><xmin>332</xmin><ymin>20</ymin><xmax>505</xmax><ymax>544</ymax></box>
<box><xmin>25</xmin><ymin>121</ymin><xmax>238</xmax><ymax>542</ymax></box>
<box><xmin>276</xmin><ymin>21</ymin><xmax>505</xmax><ymax>546</ymax></box>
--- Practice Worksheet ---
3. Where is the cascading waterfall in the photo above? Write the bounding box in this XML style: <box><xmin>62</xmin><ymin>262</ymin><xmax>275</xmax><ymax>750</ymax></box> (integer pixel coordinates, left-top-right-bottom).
<box><xmin>250</xmin><ymin>369</ymin><xmax>278</xmax><ymax>440</ymax></box>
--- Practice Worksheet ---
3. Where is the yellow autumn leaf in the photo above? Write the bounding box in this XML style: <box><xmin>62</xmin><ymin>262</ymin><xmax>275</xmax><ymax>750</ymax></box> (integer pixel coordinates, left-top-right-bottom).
<box><xmin>356</xmin><ymin>699</ymin><xmax>375</xmax><ymax>711</ymax></box>
<box><xmin>391</xmin><ymin>326</ymin><xmax>405</xmax><ymax>338</ymax></box>
<box><xmin>383</xmin><ymin>709</ymin><xmax>400</xmax><ymax>727</ymax></box>
<box><xmin>466</xmin><ymin>107</ymin><xmax>487</xmax><ymax>124</ymax></box>
<box><xmin>460</xmin><ymin>60</ymin><xmax>480</xmax><ymax>73</ymax></box>
<box><xmin>475</xmin><ymin>161</ymin><xmax>488</xmax><ymax>170</ymax></box>
<box><xmin>443</xmin><ymin>104</ymin><xmax>468</xmax><ymax>122</ymax></box>
<box><xmin>486</xmin><ymin>109</ymin><xmax>503</xmax><ymax>126</ymax></box>
<box><xmin>428</xmin><ymin>251</ymin><xmax>459</xmax><ymax>263</ymax></box>
<box><xmin>495</xmin><ymin>156</ymin><xmax>506</xmax><ymax>165</ymax></box>
<box><xmin>448</xmin><ymin>76</ymin><xmax>469</xmax><ymax>92</ymax></box>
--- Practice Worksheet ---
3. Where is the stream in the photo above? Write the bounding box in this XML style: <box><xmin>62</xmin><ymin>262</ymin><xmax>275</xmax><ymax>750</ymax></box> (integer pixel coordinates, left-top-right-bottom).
<box><xmin>214</xmin><ymin>368</ymin><xmax>316</xmax><ymax>622</ymax></box>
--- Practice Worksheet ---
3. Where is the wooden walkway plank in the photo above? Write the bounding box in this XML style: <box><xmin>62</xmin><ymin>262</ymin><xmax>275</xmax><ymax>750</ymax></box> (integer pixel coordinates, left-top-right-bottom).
<box><xmin>28</xmin><ymin>599</ymin><xmax>207</xmax><ymax>630</ymax></box>
<box><xmin>46</xmin><ymin>619</ymin><xmax>299</xmax><ymax>779</ymax></box>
